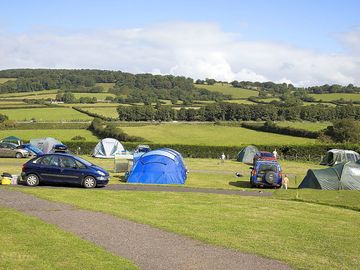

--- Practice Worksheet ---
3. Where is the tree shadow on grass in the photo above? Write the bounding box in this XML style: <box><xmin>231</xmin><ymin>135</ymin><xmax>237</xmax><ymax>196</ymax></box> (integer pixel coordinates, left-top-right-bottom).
<box><xmin>229</xmin><ymin>181</ymin><xmax>252</xmax><ymax>188</ymax></box>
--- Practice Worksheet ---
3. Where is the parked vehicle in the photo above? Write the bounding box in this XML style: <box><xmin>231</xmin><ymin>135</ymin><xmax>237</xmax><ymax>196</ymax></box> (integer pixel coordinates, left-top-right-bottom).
<box><xmin>253</xmin><ymin>151</ymin><xmax>277</xmax><ymax>164</ymax></box>
<box><xmin>17</xmin><ymin>144</ymin><xmax>43</xmax><ymax>156</ymax></box>
<box><xmin>21</xmin><ymin>153</ymin><xmax>109</xmax><ymax>188</ymax></box>
<box><xmin>0</xmin><ymin>142</ymin><xmax>29</xmax><ymax>158</ymax></box>
<box><xmin>250</xmin><ymin>160</ymin><xmax>282</xmax><ymax>188</ymax></box>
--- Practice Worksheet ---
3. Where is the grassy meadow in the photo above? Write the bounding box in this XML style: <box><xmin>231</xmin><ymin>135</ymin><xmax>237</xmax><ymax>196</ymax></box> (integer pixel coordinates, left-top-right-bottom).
<box><xmin>0</xmin><ymin>107</ymin><xmax>92</xmax><ymax>121</ymax></box>
<box><xmin>194</xmin><ymin>83</ymin><xmax>258</xmax><ymax>99</ymax></box>
<box><xmin>0</xmin><ymin>78</ymin><xmax>17</xmax><ymax>84</ymax></box>
<box><xmin>95</xmin><ymin>82</ymin><xmax>115</xmax><ymax>91</ymax></box>
<box><xmin>276</xmin><ymin>121</ymin><xmax>331</xmax><ymax>132</ymax></box>
<box><xmin>14</xmin><ymin>186</ymin><xmax>360</xmax><ymax>270</ymax></box>
<box><xmin>0</xmin><ymin>206</ymin><xmax>137</xmax><ymax>270</ymax></box>
<box><xmin>121</xmin><ymin>123</ymin><xmax>316</xmax><ymax>146</ymax></box>
<box><xmin>310</xmin><ymin>93</ymin><xmax>360</xmax><ymax>102</ymax></box>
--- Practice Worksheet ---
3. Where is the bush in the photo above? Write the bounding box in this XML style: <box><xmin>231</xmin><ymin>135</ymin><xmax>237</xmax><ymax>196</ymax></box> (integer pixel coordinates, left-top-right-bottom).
<box><xmin>71</xmin><ymin>136</ymin><xmax>86</xmax><ymax>141</ymax></box>
<box><xmin>0</xmin><ymin>113</ymin><xmax>9</xmax><ymax>123</ymax></box>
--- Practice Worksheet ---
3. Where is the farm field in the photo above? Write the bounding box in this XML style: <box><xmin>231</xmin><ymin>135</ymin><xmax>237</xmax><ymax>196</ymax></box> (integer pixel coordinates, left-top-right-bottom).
<box><xmin>223</xmin><ymin>99</ymin><xmax>256</xmax><ymax>104</ymax></box>
<box><xmin>73</xmin><ymin>92</ymin><xmax>116</xmax><ymax>100</ymax></box>
<box><xmin>0</xmin><ymin>107</ymin><xmax>92</xmax><ymax>121</ymax></box>
<box><xmin>0</xmin><ymin>78</ymin><xmax>16</xmax><ymax>84</ymax></box>
<box><xmin>62</xmin><ymin>103</ymin><xmax>120</xmax><ymax>107</ymax></box>
<box><xmin>0</xmin><ymin>129</ymin><xmax>98</xmax><ymax>142</ymax></box>
<box><xmin>15</xmin><ymin>186</ymin><xmax>360</xmax><ymax>270</ymax></box>
<box><xmin>276</xmin><ymin>121</ymin><xmax>331</xmax><ymax>131</ymax></box>
<box><xmin>95</xmin><ymin>82</ymin><xmax>115</xmax><ymax>91</ymax></box>
<box><xmin>0</xmin><ymin>89</ymin><xmax>58</xmax><ymax>98</ymax></box>
<box><xmin>310</xmin><ymin>93</ymin><xmax>360</xmax><ymax>102</ymax></box>
<box><xmin>194</xmin><ymin>83</ymin><xmax>258</xmax><ymax>99</ymax></box>
<box><xmin>0</xmin><ymin>206</ymin><xmax>137</xmax><ymax>270</ymax></box>
<box><xmin>121</xmin><ymin>123</ymin><xmax>316</xmax><ymax>146</ymax></box>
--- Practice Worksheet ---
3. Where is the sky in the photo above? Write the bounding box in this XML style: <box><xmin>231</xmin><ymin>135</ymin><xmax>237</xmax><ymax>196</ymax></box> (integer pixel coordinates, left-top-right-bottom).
<box><xmin>0</xmin><ymin>0</ymin><xmax>359</xmax><ymax>86</ymax></box>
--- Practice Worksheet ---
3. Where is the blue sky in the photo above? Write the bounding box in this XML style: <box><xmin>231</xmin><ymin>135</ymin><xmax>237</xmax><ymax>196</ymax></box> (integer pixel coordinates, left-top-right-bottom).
<box><xmin>1</xmin><ymin>0</ymin><xmax>360</xmax><ymax>85</ymax></box>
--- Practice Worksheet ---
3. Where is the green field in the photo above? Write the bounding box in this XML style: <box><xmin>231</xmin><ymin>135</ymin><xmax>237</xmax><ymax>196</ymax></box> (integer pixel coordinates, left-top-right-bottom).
<box><xmin>194</xmin><ymin>83</ymin><xmax>258</xmax><ymax>99</ymax></box>
<box><xmin>0</xmin><ymin>129</ymin><xmax>98</xmax><ymax>142</ymax></box>
<box><xmin>276</xmin><ymin>121</ymin><xmax>331</xmax><ymax>132</ymax></box>
<box><xmin>95</xmin><ymin>82</ymin><xmax>115</xmax><ymax>91</ymax></box>
<box><xmin>0</xmin><ymin>78</ymin><xmax>17</xmax><ymax>84</ymax></box>
<box><xmin>0</xmin><ymin>107</ymin><xmax>92</xmax><ymax>121</ymax></box>
<box><xmin>121</xmin><ymin>123</ymin><xmax>316</xmax><ymax>146</ymax></box>
<box><xmin>310</xmin><ymin>93</ymin><xmax>360</xmax><ymax>102</ymax></box>
<box><xmin>223</xmin><ymin>99</ymin><xmax>256</xmax><ymax>104</ymax></box>
<box><xmin>0</xmin><ymin>206</ymin><xmax>137</xmax><ymax>270</ymax></box>
<box><xmin>15</xmin><ymin>187</ymin><xmax>360</xmax><ymax>270</ymax></box>
<box><xmin>0</xmin><ymin>89</ymin><xmax>58</xmax><ymax>98</ymax></box>
<box><xmin>73</xmin><ymin>92</ymin><xmax>116</xmax><ymax>100</ymax></box>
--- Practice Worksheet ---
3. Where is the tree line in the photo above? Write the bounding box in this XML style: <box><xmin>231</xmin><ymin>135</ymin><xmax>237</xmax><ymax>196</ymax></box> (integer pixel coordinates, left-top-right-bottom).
<box><xmin>118</xmin><ymin>103</ymin><xmax>360</xmax><ymax>122</ymax></box>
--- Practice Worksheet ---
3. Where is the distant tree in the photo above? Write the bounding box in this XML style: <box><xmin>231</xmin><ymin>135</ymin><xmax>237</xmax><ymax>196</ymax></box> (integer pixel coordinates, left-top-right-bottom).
<box><xmin>0</xmin><ymin>113</ymin><xmax>8</xmax><ymax>123</ymax></box>
<box><xmin>205</xmin><ymin>78</ymin><xmax>216</xmax><ymax>85</ymax></box>
<box><xmin>325</xmin><ymin>119</ymin><xmax>360</xmax><ymax>143</ymax></box>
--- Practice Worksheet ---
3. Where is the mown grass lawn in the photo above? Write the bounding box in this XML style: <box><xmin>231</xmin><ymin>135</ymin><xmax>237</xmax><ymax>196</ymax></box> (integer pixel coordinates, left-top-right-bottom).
<box><xmin>0</xmin><ymin>107</ymin><xmax>92</xmax><ymax>121</ymax></box>
<box><xmin>0</xmin><ymin>129</ymin><xmax>98</xmax><ymax>142</ymax></box>
<box><xmin>0</xmin><ymin>205</ymin><xmax>138</xmax><ymax>270</ymax></box>
<box><xmin>194</xmin><ymin>83</ymin><xmax>259</xmax><ymax>99</ymax></box>
<box><xmin>14</xmin><ymin>187</ymin><xmax>360</xmax><ymax>270</ymax></box>
<box><xmin>121</xmin><ymin>123</ymin><xmax>316</xmax><ymax>146</ymax></box>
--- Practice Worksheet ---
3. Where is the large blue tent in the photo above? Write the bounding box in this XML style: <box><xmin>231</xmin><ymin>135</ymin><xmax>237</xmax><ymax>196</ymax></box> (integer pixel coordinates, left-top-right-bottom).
<box><xmin>127</xmin><ymin>148</ymin><xmax>187</xmax><ymax>184</ymax></box>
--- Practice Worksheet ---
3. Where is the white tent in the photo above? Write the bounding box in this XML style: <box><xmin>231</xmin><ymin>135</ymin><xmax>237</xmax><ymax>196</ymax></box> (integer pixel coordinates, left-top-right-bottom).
<box><xmin>92</xmin><ymin>138</ymin><xmax>125</xmax><ymax>158</ymax></box>
<box><xmin>30</xmin><ymin>137</ymin><xmax>62</xmax><ymax>154</ymax></box>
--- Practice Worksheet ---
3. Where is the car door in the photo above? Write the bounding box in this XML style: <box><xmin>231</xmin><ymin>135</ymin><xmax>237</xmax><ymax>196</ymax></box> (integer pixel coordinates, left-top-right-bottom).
<box><xmin>0</xmin><ymin>143</ymin><xmax>7</xmax><ymax>157</ymax></box>
<box><xmin>37</xmin><ymin>155</ymin><xmax>62</xmax><ymax>182</ymax></box>
<box><xmin>59</xmin><ymin>156</ymin><xmax>85</xmax><ymax>184</ymax></box>
<box><xmin>3</xmin><ymin>143</ymin><xmax>15</xmax><ymax>157</ymax></box>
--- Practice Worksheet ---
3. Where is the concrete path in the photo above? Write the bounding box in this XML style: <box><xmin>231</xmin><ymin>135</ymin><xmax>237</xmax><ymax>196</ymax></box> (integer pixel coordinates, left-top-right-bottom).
<box><xmin>0</xmin><ymin>188</ymin><xmax>291</xmax><ymax>270</ymax></box>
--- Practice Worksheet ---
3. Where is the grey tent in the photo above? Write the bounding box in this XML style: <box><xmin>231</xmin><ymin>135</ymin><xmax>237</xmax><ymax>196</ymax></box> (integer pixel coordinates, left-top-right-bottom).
<box><xmin>299</xmin><ymin>161</ymin><xmax>360</xmax><ymax>190</ymax></box>
<box><xmin>30</xmin><ymin>137</ymin><xmax>62</xmax><ymax>154</ymax></box>
<box><xmin>237</xmin><ymin>145</ymin><xmax>258</xmax><ymax>164</ymax></box>
<box><xmin>92</xmin><ymin>138</ymin><xmax>125</xmax><ymax>158</ymax></box>
<box><xmin>320</xmin><ymin>149</ymin><xmax>360</xmax><ymax>166</ymax></box>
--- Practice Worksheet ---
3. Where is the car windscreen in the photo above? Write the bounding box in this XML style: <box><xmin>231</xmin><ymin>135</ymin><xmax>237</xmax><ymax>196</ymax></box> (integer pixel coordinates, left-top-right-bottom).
<box><xmin>261</xmin><ymin>152</ymin><xmax>274</xmax><ymax>157</ymax></box>
<box><xmin>258</xmin><ymin>164</ymin><xmax>278</xmax><ymax>172</ymax></box>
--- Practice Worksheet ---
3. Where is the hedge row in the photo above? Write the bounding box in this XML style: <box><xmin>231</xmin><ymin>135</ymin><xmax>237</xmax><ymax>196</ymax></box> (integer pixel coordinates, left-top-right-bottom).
<box><xmin>89</xmin><ymin>118</ymin><xmax>143</xmax><ymax>142</ymax></box>
<box><xmin>72</xmin><ymin>107</ymin><xmax>118</xmax><ymax>121</ymax></box>
<box><xmin>0</xmin><ymin>122</ymin><xmax>91</xmax><ymax>130</ymax></box>
<box><xmin>241</xmin><ymin>122</ymin><xmax>321</xmax><ymax>139</ymax></box>
<box><xmin>63</xmin><ymin>140</ymin><xmax>359</xmax><ymax>162</ymax></box>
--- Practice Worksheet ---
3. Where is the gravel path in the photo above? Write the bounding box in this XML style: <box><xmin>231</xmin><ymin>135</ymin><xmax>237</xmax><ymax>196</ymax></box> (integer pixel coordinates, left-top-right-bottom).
<box><xmin>0</xmin><ymin>188</ymin><xmax>291</xmax><ymax>270</ymax></box>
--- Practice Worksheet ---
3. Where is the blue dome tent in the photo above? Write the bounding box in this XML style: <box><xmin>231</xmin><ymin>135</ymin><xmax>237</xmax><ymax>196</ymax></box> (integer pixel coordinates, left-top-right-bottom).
<box><xmin>127</xmin><ymin>148</ymin><xmax>187</xmax><ymax>184</ymax></box>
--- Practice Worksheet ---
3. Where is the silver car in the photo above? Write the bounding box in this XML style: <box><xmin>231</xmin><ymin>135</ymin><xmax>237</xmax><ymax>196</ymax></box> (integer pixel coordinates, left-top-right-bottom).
<box><xmin>0</xmin><ymin>142</ymin><xmax>29</xmax><ymax>158</ymax></box>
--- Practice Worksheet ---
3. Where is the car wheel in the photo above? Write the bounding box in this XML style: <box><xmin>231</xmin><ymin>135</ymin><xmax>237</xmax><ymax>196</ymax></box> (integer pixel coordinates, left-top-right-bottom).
<box><xmin>265</xmin><ymin>171</ymin><xmax>276</xmax><ymax>184</ymax></box>
<box><xmin>83</xmin><ymin>176</ymin><xmax>96</xmax><ymax>188</ymax></box>
<box><xmin>15</xmin><ymin>152</ymin><xmax>23</xmax><ymax>158</ymax></box>
<box><xmin>26</xmin><ymin>174</ymin><xmax>39</xmax><ymax>187</ymax></box>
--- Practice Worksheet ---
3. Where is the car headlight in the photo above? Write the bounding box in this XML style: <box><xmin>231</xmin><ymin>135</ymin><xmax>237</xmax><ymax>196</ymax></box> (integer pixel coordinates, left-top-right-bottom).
<box><xmin>97</xmin><ymin>170</ymin><xmax>106</xmax><ymax>176</ymax></box>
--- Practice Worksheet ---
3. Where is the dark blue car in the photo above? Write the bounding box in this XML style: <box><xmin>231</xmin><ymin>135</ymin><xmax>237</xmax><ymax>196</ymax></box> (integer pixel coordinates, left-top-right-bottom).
<box><xmin>250</xmin><ymin>160</ymin><xmax>282</xmax><ymax>188</ymax></box>
<box><xmin>21</xmin><ymin>153</ymin><xmax>109</xmax><ymax>188</ymax></box>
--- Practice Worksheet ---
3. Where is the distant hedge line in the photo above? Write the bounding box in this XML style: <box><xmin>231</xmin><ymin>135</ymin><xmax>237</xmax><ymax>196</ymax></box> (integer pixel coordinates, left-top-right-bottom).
<box><xmin>241</xmin><ymin>122</ymin><xmax>321</xmax><ymax>139</ymax></box>
<box><xmin>0</xmin><ymin>122</ymin><xmax>90</xmax><ymax>130</ymax></box>
<box><xmin>63</xmin><ymin>140</ymin><xmax>358</xmax><ymax>162</ymax></box>
<box><xmin>72</xmin><ymin>107</ymin><xmax>117</xmax><ymax>121</ymax></box>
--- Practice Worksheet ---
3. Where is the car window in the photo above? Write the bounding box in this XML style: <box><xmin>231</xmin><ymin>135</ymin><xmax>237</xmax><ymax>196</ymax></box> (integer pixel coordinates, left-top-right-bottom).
<box><xmin>75</xmin><ymin>160</ymin><xmax>86</xmax><ymax>169</ymax></box>
<box><xmin>59</xmin><ymin>156</ymin><xmax>77</xmax><ymax>168</ymax></box>
<box><xmin>258</xmin><ymin>164</ymin><xmax>278</xmax><ymax>172</ymax></box>
<box><xmin>40</xmin><ymin>155</ymin><xmax>60</xmax><ymax>167</ymax></box>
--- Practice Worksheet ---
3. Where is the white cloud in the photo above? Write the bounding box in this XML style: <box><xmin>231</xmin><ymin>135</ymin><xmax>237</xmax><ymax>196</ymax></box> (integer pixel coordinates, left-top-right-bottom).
<box><xmin>0</xmin><ymin>22</ymin><xmax>359</xmax><ymax>86</ymax></box>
